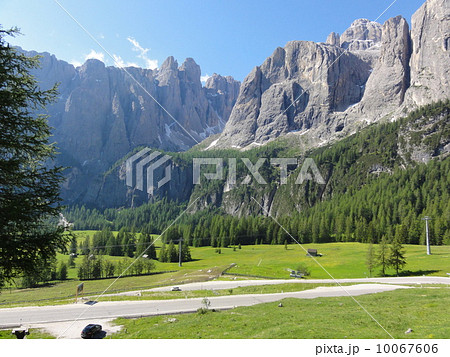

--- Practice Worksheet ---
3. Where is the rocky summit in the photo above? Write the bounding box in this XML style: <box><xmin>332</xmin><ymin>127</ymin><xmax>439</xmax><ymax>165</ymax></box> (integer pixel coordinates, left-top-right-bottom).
<box><xmin>214</xmin><ymin>0</ymin><xmax>449</xmax><ymax>150</ymax></box>
<box><xmin>24</xmin><ymin>51</ymin><xmax>239</xmax><ymax>205</ymax></box>
<box><xmin>20</xmin><ymin>0</ymin><xmax>449</xmax><ymax>208</ymax></box>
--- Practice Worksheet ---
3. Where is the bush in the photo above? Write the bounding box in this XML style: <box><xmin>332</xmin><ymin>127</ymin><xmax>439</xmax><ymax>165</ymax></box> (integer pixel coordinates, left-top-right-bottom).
<box><xmin>295</xmin><ymin>263</ymin><xmax>311</xmax><ymax>277</ymax></box>
<box><xmin>196</xmin><ymin>307</ymin><xmax>209</xmax><ymax>315</ymax></box>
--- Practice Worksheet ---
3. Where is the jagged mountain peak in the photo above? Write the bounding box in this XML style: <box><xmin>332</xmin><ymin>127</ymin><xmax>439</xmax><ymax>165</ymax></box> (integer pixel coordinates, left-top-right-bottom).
<box><xmin>213</xmin><ymin>0</ymin><xmax>449</xmax><ymax>151</ymax></box>
<box><xmin>160</xmin><ymin>55</ymin><xmax>178</xmax><ymax>71</ymax></box>
<box><xmin>340</xmin><ymin>18</ymin><xmax>382</xmax><ymax>51</ymax></box>
<box><xmin>179</xmin><ymin>57</ymin><xmax>201</xmax><ymax>82</ymax></box>
<box><xmin>22</xmin><ymin>48</ymin><xmax>240</xmax><ymax>206</ymax></box>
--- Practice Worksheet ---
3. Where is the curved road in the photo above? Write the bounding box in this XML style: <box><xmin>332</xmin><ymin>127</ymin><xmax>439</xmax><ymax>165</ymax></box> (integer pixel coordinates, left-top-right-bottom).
<box><xmin>113</xmin><ymin>276</ymin><xmax>450</xmax><ymax>295</ymax></box>
<box><xmin>0</xmin><ymin>283</ymin><xmax>411</xmax><ymax>328</ymax></box>
<box><xmin>1</xmin><ymin>277</ymin><xmax>447</xmax><ymax>338</ymax></box>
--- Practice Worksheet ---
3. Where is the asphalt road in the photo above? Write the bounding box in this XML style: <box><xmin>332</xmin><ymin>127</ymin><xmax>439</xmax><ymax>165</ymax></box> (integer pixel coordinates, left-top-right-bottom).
<box><xmin>114</xmin><ymin>276</ymin><xmax>450</xmax><ymax>295</ymax></box>
<box><xmin>0</xmin><ymin>283</ymin><xmax>410</xmax><ymax>329</ymax></box>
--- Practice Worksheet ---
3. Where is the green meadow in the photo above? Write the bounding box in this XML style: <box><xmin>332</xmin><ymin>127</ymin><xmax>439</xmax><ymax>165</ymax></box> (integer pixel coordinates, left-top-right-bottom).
<box><xmin>1</xmin><ymin>237</ymin><xmax>449</xmax><ymax>308</ymax></box>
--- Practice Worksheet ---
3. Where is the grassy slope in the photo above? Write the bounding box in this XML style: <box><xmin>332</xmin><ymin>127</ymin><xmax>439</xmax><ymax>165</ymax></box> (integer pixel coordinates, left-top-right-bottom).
<box><xmin>111</xmin><ymin>287</ymin><xmax>450</xmax><ymax>339</ymax></box>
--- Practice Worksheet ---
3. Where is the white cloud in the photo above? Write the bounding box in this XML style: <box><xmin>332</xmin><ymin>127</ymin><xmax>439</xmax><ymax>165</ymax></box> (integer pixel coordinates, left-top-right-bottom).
<box><xmin>112</xmin><ymin>54</ymin><xmax>139</xmax><ymax>68</ymax></box>
<box><xmin>127</xmin><ymin>37</ymin><xmax>158</xmax><ymax>69</ymax></box>
<box><xmin>69</xmin><ymin>60</ymin><xmax>82</xmax><ymax>68</ymax></box>
<box><xmin>85</xmin><ymin>49</ymin><xmax>105</xmax><ymax>62</ymax></box>
<box><xmin>200</xmin><ymin>74</ymin><xmax>211</xmax><ymax>84</ymax></box>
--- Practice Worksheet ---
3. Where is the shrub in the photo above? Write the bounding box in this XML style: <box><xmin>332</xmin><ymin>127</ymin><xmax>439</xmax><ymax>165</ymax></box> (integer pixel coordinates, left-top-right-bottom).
<box><xmin>295</xmin><ymin>263</ymin><xmax>311</xmax><ymax>277</ymax></box>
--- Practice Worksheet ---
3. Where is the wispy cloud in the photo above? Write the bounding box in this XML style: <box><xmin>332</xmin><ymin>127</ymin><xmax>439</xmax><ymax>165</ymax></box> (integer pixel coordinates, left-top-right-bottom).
<box><xmin>200</xmin><ymin>74</ymin><xmax>211</xmax><ymax>84</ymax></box>
<box><xmin>112</xmin><ymin>54</ymin><xmax>139</xmax><ymax>68</ymax></box>
<box><xmin>85</xmin><ymin>49</ymin><xmax>105</xmax><ymax>62</ymax></box>
<box><xmin>127</xmin><ymin>37</ymin><xmax>158</xmax><ymax>69</ymax></box>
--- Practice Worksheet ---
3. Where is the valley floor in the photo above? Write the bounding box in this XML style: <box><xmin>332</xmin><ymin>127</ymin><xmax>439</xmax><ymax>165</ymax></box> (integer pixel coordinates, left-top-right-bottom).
<box><xmin>1</xmin><ymin>242</ymin><xmax>449</xmax><ymax>339</ymax></box>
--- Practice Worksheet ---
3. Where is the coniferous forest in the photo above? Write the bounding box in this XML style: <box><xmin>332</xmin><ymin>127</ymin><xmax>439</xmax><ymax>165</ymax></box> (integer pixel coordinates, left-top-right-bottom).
<box><xmin>65</xmin><ymin>101</ymin><xmax>450</xmax><ymax>248</ymax></box>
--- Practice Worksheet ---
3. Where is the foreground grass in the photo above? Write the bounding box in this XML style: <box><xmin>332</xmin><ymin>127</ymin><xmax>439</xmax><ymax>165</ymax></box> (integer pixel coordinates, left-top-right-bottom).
<box><xmin>0</xmin><ymin>329</ymin><xmax>54</xmax><ymax>339</ymax></box>
<box><xmin>111</xmin><ymin>287</ymin><xmax>450</xmax><ymax>339</ymax></box>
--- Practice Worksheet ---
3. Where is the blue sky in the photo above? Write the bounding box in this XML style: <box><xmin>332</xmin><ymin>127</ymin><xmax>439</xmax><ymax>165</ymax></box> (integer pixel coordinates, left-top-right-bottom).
<box><xmin>1</xmin><ymin>0</ymin><xmax>425</xmax><ymax>82</ymax></box>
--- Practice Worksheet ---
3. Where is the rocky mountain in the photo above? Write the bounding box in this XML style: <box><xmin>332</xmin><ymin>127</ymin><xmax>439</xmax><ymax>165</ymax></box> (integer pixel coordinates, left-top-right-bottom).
<box><xmin>24</xmin><ymin>50</ymin><xmax>239</xmax><ymax>204</ymax></box>
<box><xmin>214</xmin><ymin>0</ymin><xmax>449</xmax><ymax>150</ymax></box>
<box><xmin>23</xmin><ymin>0</ymin><xmax>448</xmax><ymax>210</ymax></box>
<box><xmin>76</xmin><ymin>99</ymin><xmax>450</xmax><ymax>216</ymax></box>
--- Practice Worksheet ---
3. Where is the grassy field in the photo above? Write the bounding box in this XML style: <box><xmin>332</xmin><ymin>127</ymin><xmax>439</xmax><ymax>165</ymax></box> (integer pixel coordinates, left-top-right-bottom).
<box><xmin>111</xmin><ymin>287</ymin><xmax>450</xmax><ymax>339</ymax></box>
<box><xmin>54</xmin><ymin>242</ymin><xmax>450</xmax><ymax>281</ymax></box>
<box><xmin>1</xmin><ymin>241</ymin><xmax>449</xmax><ymax>308</ymax></box>
<box><xmin>223</xmin><ymin>243</ymin><xmax>450</xmax><ymax>279</ymax></box>
<box><xmin>69</xmin><ymin>233</ymin><xmax>450</xmax><ymax>279</ymax></box>
<box><xmin>0</xmin><ymin>329</ymin><xmax>54</xmax><ymax>339</ymax></box>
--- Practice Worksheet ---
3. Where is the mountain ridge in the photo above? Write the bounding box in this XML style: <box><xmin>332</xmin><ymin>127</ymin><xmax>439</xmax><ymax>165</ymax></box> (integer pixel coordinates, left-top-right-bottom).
<box><xmin>213</xmin><ymin>0</ymin><xmax>449</xmax><ymax>150</ymax></box>
<box><xmin>22</xmin><ymin>48</ymin><xmax>240</xmax><ymax>205</ymax></box>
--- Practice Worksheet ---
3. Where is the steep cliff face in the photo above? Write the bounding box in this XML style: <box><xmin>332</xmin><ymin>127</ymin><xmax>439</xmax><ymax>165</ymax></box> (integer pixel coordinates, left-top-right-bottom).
<box><xmin>405</xmin><ymin>0</ymin><xmax>450</xmax><ymax>106</ymax></box>
<box><xmin>39</xmin><ymin>55</ymin><xmax>239</xmax><ymax>160</ymax></box>
<box><xmin>204</xmin><ymin>74</ymin><xmax>241</xmax><ymax>123</ymax></box>
<box><xmin>214</xmin><ymin>0</ymin><xmax>449</xmax><ymax>150</ymax></box>
<box><xmin>345</xmin><ymin>15</ymin><xmax>412</xmax><ymax>123</ymax></box>
<box><xmin>25</xmin><ymin>50</ymin><xmax>239</xmax><ymax>206</ymax></box>
<box><xmin>217</xmin><ymin>41</ymin><xmax>372</xmax><ymax>148</ymax></box>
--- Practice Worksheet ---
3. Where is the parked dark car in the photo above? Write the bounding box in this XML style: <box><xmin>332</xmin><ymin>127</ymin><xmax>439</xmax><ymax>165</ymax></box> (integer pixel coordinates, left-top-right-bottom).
<box><xmin>171</xmin><ymin>286</ymin><xmax>182</xmax><ymax>291</ymax></box>
<box><xmin>81</xmin><ymin>324</ymin><xmax>102</xmax><ymax>339</ymax></box>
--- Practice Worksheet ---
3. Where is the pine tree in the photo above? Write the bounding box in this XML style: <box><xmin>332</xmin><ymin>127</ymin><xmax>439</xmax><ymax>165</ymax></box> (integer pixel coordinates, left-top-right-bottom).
<box><xmin>159</xmin><ymin>243</ymin><xmax>168</xmax><ymax>262</ymax></box>
<box><xmin>180</xmin><ymin>242</ymin><xmax>192</xmax><ymax>262</ymax></box>
<box><xmin>121</xmin><ymin>230</ymin><xmax>135</xmax><ymax>258</ymax></box>
<box><xmin>183</xmin><ymin>225</ymin><xmax>192</xmax><ymax>246</ymax></box>
<box><xmin>389</xmin><ymin>231</ymin><xmax>407</xmax><ymax>276</ymax></box>
<box><xmin>81</xmin><ymin>237</ymin><xmax>91</xmax><ymax>255</ymax></box>
<box><xmin>114</xmin><ymin>234</ymin><xmax>123</xmax><ymax>256</ymax></box>
<box><xmin>91</xmin><ymin>257</ymin><xmax>103</xmax><ymax>279</ymax></box>
<box><xmin>167</xmin><ymin>240</ymin><xmax>178</xmax><ymax>262</ymax></box>
<box><xmin>377</xmin><ymin>236</ymin><xmax>390</xmax><ymax>277</ymax></box>
<box><xmin>58</xmin><ymin>261</ymin><xmax>68</xmax><ymax>280</ymax></box>
<box><xmin>0</xmin><ymin>28</ymin><xmax>68</xmax><ymax>287</ymax></box>
<box><xmin>106</xmin><ymin>235</ymin><xmax>116</xmax><ymax>256</ymax></box>
<box><xmin>135</xmin><ymin>233</ymin><xmax>157</xmax><ymax>259</ymax></box>
<box><xmin>104</xmin><ymin>260</ymin><xmax>115</xmax><ymax>278</ymax></box>
<box><xmin>78</xmin><ymin>255</ymin><xmax>91</xmax><ymax>280</ymax></box>
<box><xmin>69</xmin><ymin>236</ymin><xmax>78</xmax><ymax>255</ymax></box>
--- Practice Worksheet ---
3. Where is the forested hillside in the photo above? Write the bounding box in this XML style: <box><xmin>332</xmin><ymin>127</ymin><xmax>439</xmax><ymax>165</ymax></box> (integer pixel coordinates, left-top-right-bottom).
<box><xmin>65</xmin><ymin>101</ymin><xmax>450</xmax><ymax>246</ymax></box>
